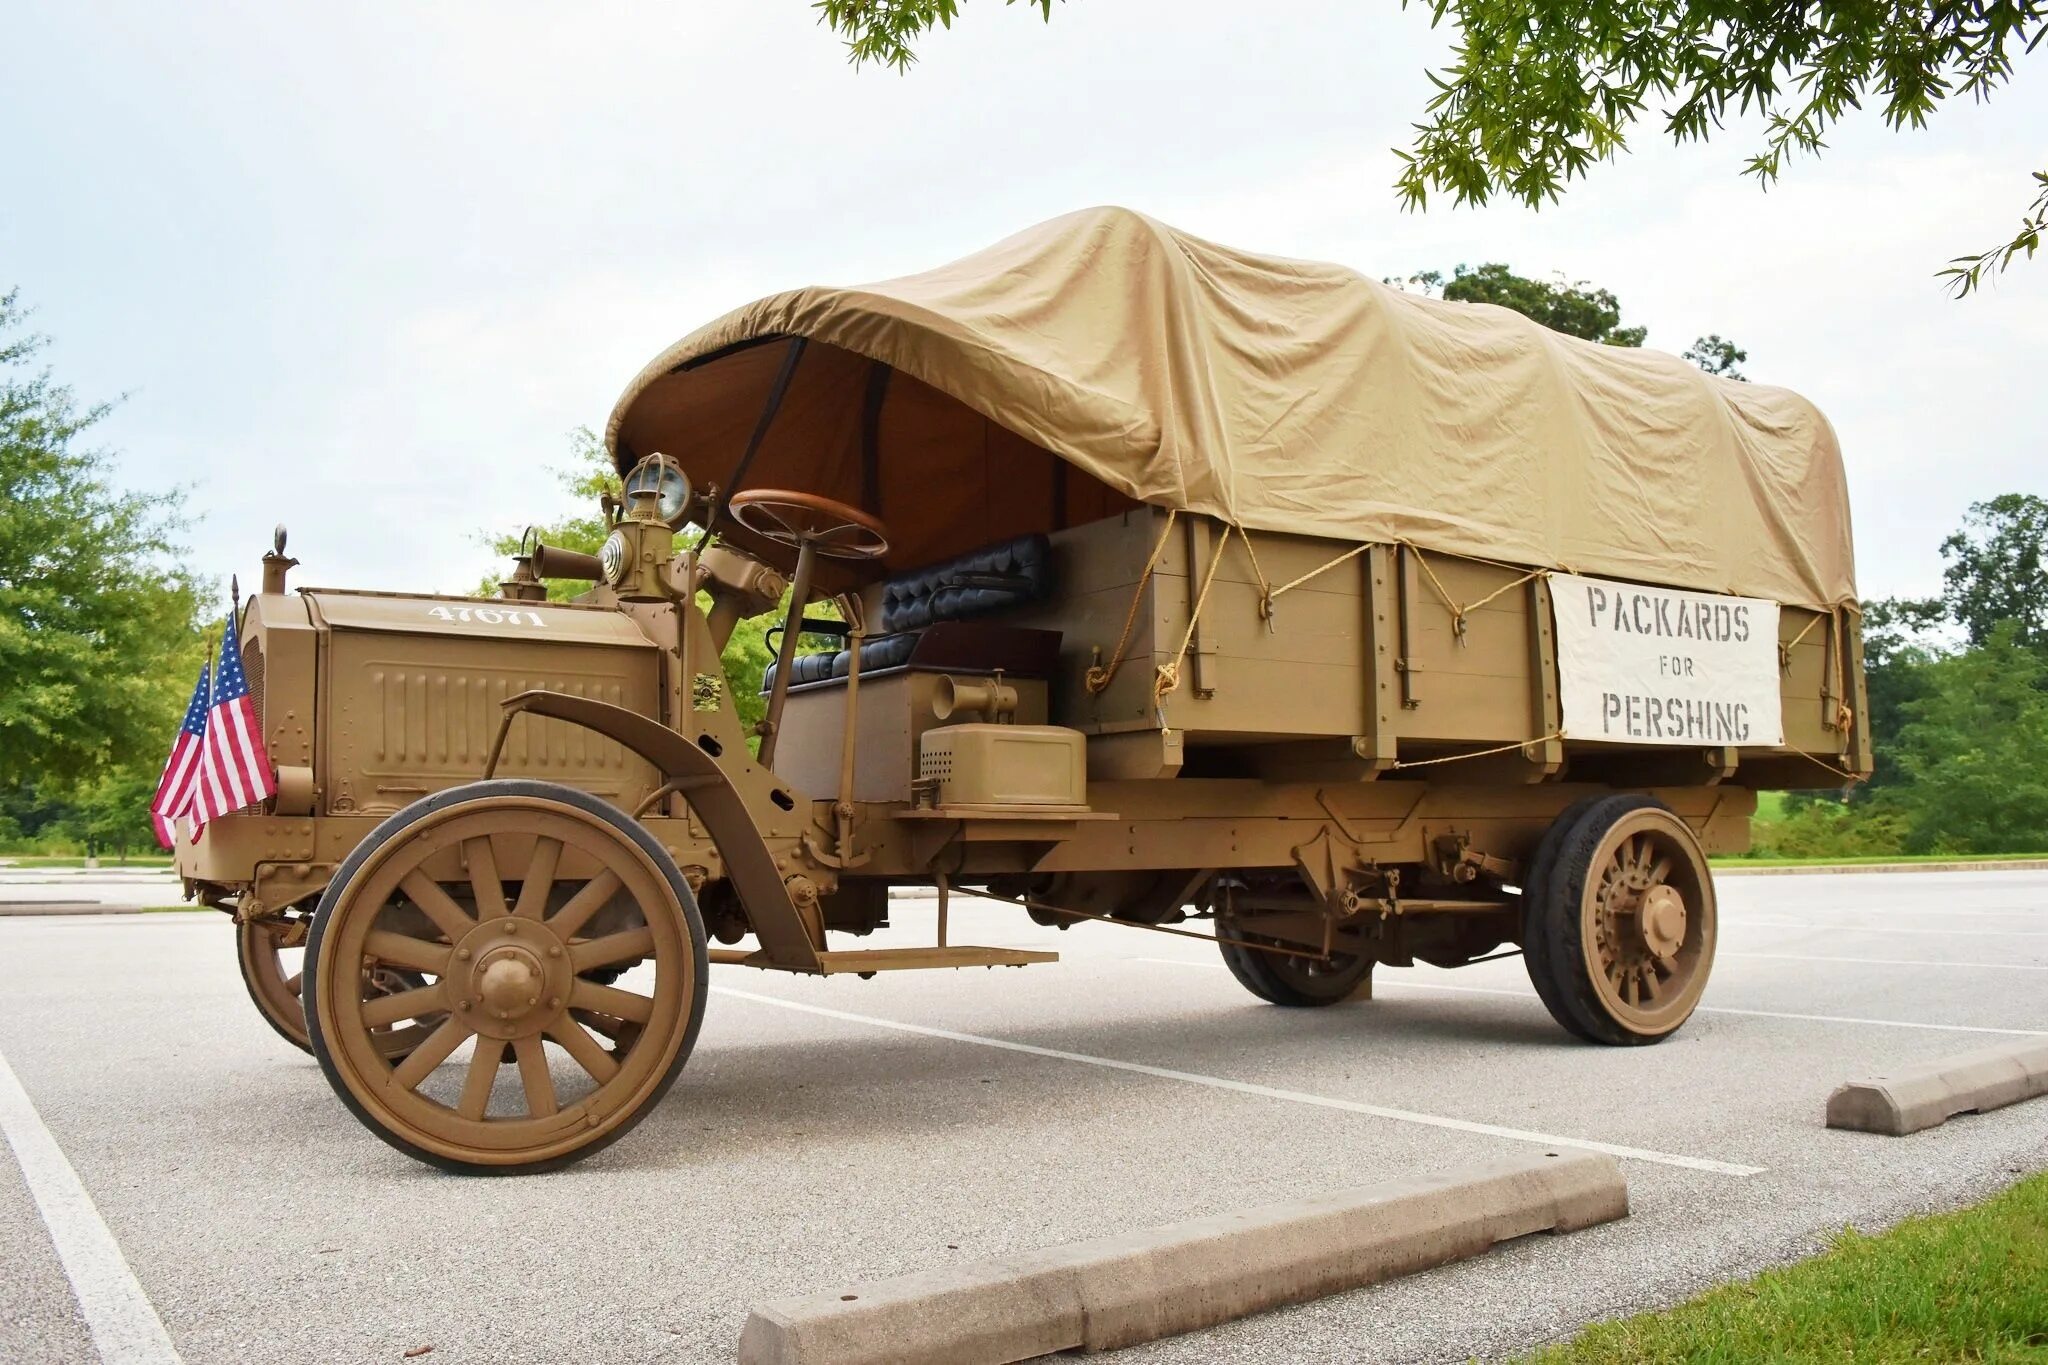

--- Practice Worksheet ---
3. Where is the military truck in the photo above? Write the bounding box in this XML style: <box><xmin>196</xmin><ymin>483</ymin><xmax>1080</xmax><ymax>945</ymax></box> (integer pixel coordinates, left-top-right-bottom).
<box><xmin>180</xmin><ymin>208</ymin><xmax>1868</xmax><ymax>1172</ymax></box>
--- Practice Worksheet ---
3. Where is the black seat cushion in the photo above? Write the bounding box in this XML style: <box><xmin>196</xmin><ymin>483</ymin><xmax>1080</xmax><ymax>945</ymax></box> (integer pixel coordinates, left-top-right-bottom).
<box><xmin>878</xmin><ymin>533</ymin><xmax>1052</xmax><ymax>634</ymax></box>
<box><xmin>762</xmin><ymin>533</ymin><xmax>1054</xmax><ymax>694</ymax></box>
<box><xmin>786</xmin><ymin>651</ymin><xmax>843</xmax><ymax>687</ymax></box>
<box><xmin>760</xmin><ymin>631</ymin><xmax>920</xmax><ymax>692</ymax></box>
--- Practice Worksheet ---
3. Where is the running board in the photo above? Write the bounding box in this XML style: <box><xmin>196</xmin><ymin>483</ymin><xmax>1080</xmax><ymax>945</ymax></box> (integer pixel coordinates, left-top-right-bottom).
<box><xmin>709</xmin><ymin>945</ymin><xmax>1057</xmax><ymax>974</ymax></box>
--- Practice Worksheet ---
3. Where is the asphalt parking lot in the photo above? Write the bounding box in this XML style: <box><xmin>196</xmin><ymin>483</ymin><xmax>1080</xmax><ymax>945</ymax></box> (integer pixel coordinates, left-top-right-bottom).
<box><xmin>3</xmin><ymin>868</ymin><xmax>2046</xmax><ymax>1365</ymax></box>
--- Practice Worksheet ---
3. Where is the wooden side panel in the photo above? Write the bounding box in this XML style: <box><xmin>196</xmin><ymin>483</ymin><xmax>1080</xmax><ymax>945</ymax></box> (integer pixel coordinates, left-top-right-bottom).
<box><xmin>1140</xmin><ymin>524</ymin><xmax>1537</xmax><ymax>749</ymax></box>
<box><xmin>1002</xmin><ymin>507</ymin><xmax>1168</xmax><ymax>735</ymax></box>
<box><xmin>1776</xmin><ymin>605</ymin><xmax>1842</xmax><ymax>754</ymax></box>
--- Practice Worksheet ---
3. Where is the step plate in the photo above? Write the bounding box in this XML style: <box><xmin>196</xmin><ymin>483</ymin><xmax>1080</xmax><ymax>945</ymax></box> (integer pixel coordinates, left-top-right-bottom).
<box><xmin>711</xmin><ymin>945</ymin><xmax>1058</xmax><ymax>973</ymax></box>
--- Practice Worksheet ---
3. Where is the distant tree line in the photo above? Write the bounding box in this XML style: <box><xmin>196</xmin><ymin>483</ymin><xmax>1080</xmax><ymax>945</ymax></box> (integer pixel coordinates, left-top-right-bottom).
<box><xmin>1762</xmin><ymin>494</ymin><xmax>2048</xmax><ymax>858</ymax></box>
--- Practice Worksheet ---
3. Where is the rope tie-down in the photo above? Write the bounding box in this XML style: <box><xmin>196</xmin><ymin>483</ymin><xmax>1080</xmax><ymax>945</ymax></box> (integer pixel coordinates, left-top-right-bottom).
<box><xmin>1086</xmin><ymin>518</ymin><xmax>1566</xmax><ymax>768</ymax></box>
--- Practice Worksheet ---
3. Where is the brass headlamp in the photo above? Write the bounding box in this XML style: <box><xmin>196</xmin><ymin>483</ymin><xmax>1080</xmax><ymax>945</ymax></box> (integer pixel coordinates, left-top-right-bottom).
<box><xmin>603</xmin><ymin>453</ymin><xmax>691</xmax><ymax>602</ymax></box>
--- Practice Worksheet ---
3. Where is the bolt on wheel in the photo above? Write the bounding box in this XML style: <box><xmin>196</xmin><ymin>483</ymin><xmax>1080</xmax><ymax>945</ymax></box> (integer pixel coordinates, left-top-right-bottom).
<box><xmin>304</xmin><ymin>780</ymin><xmax>708</xmax><ymax>1173</ymax></box>
<box><xmin>1525</xmin><ymin>794</ymin><xmax>1717</xmax><ymax>1045</ymax></box>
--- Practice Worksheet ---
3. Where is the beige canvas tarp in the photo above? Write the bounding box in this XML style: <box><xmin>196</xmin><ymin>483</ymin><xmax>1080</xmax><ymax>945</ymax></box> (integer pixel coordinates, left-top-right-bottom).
<box><xmin>608</xmin><ymin>207</ymin><xmax>1855</xmax><ymax>608</ymax></box>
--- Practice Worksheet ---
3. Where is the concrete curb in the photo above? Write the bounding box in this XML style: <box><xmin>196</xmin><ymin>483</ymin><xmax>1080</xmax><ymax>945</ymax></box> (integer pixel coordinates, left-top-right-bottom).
<box><xmin>1827</xmin><ymin>1040</ymin><xmax>2048</xmax><ymax>1135</ymax></box>
<box><xmin>1716</xmin><ymin>859</ymin><xmax>2048</xmax><ymax>877</ymax></box>
<box><xmin>737</xmin><ymin>1152</ymin><xmax>1626</xmax><ymax>1365</ymax></box>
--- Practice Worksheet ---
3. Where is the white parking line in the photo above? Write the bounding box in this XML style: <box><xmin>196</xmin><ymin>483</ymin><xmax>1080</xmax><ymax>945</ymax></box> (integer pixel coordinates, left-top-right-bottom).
<box><xmin>1136</xmin><ymin>958</ymin><xmax>2048</xmax><ymax>1037</ymax></box>
<box><xmin>1723</xmin><ymin>903</ymin><xmax>2048</xmax><ymax>921</ymax></box>
<box><xmin>713</xmin><ymin>985</ymin><xmax>1764</xmax><ymax>1177</ymax></box>
<box><xmin>1727</xmin><ymin>918</ymin><xmax>2048</xmax><ymax>938</ymax></box>
<box><xmin>1722</xmin><ymin>950</ymin><xmax>2048</xmax><ymax>971</ymax></box>
<box><xmin>0</xmin><ymin>1041</ymin><xmax>181</xmax><ymax>1364</ymax></box>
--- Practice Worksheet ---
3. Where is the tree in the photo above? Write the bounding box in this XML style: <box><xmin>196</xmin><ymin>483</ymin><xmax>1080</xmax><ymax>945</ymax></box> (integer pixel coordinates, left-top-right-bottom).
<box><xmin>1885</xmin><ymin>625</ymin><xmax>2048</xmax><ymax>853</ymax></box>
<box><xmin>480</xmin><ymin>427</ymin><xmax>615</xmax><ymax>604</ymax></box>
<box><xmin>1852</xmin><ymin>595</ymin><xmax>1946</xmax><ymax>795</ymax></box>
<box><xmin>816</xmin><ymin>1</ymin><xmax>2046</xmax><ymax>292</ymax></box>
<box><xmin>1934</xmin><ymin>493</ymin><xmax>2048</xmax><ymax>652</ymax></box>
<box><xmin>57</xmin><ymin>768</ymin><xmax>161</xmax><ymax>862</ymax></box>
<box><xmin>1682</xmin><ymin>335</ymin><xmax>1746</xmax><ymax>381</ymax></box>
<box><xmin>1399</xmin><ymin>263</ymin><xmax>1746</xmax><ymax>376</ymax></box>
<box><xmin>0</xmin><ymin>291</ymin><xmax>205</xmax><ymax>795</ymax></box>
<box><xmin>818</xmin><ymin>0</ymin><xmax>1054</xmax><ymax>69</ymax></box>
<box><xmin>1401</xmin><ymin>263</ymin><xmax>1646</xmax><ymax>345</ymax></box>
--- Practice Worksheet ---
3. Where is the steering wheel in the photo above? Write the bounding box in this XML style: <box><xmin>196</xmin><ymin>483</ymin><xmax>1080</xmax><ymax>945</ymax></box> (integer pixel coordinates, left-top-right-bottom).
<box><xmin>726</xmin><ymin>489</ymin><xmax>891</xmax><ymax>562</ymax></box>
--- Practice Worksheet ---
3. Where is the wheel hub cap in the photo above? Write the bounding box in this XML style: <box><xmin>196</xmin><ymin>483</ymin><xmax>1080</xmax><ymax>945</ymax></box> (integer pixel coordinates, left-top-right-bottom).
<box><xmin>1639</xmin><ymin>884</ymin><xmax>1687</xmax><ymax>959</ymax></box>
<box><xmin>476</xmin><ymin>948</ymin><xmax>544</xmax><ymax>1020</ymax></box>
<box><xmin>456</xmin><ymin>918</ymin><xmax>573</xmax><ymax>1038</ymax></box>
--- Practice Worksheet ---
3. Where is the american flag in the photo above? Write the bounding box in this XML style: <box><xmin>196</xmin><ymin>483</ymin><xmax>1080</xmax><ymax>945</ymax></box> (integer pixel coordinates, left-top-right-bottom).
<box><xmin>185</xmin><ymin>609</ymin><xmax>276</xmax><ymax>839</ymax></box>
<box><xmin>149</xmin><ymin>654</ymin><xmax>212</xmax><ymax>849</ymax></box>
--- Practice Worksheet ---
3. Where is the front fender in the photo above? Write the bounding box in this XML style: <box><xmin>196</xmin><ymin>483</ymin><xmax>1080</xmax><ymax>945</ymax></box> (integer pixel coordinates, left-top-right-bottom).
<box><xmin>489</xmin><ymin>690</ymin><xmax>823</xmax><ymax>972</ymax></box>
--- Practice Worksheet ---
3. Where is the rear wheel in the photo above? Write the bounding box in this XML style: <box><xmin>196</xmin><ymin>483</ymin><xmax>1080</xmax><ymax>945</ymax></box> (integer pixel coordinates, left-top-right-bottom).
<box><xmin>238</xmin><ymin>914</ymin><xmax>437</xmax><ymax>1059</ymax></box>
<box><xmin>1525</xmin><ymin>795</ymin><xmax>1717</xmax><ymax>1045</ymax></box>
<box><xmin>1517</xmin><ymin>796</ymin><xmax>1606</xmax><ymax>1044</ymax></box>
<box><xmin>1217</xmin><ymin>931</ymin><xmax>1373</xmax><ymax>1006</ymax></box>
<box><xmin>304</xmin><ymin>780</ymin><xmax>707</xmax><ymax>1174</ymax></box>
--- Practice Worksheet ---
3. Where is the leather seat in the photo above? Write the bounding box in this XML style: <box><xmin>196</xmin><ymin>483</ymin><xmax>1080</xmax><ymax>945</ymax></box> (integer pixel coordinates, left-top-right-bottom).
<box><xmin>763</xmin><ymin>533</ymin><xmax>1052</xmax><ymax>692</ymax></box>
<box><xmin>783</xmin><ymin>651</ymin><xmax>844</xmax><ymax>687</ymax></box>
<box><xmin>877</xmin><ymin>533</ymin><xmax>1051</xmax><ymax>633</ymax></box>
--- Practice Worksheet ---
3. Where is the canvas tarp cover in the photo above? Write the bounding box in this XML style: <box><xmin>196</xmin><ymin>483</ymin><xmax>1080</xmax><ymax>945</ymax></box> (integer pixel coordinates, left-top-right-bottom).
<box><xmin>608</xmin><ymin>207</ymin><xmax>1855</xmax><ymax>608</ymax></box>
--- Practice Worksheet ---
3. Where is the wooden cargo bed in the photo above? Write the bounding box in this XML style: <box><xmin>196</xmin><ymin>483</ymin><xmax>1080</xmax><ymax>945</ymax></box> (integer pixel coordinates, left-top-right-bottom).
<box><xmin>1002</xmin><ymin>508</ymin><xmax>1868</xmax><ymax>791</ymax></box>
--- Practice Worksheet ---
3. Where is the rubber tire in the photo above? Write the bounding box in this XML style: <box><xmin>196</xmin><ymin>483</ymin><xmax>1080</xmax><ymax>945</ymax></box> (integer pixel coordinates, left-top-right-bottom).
<box><xmin>1217</xmin><ymin>934</ymin><xmax>1373</xmax><ymax>1006</ymax></box>
<box><xmin>1529</xmin><ymin>793</ymin><xmax>1703</xmax><ymax>1047</ymax></box>
<box><xmin>304</xmin><ymin>779</ymin><xmax>710</xmax><ymax>1175</ymax></box>
<box><xmin>236</xmin><ymin>919</ymin><xmax>314</xmax><ymax>1055</ymax></box>
<box><xmin>1518</xmin><ymin>795</ymin><xmax>1608</xmax><ymax>1044</ymax></box>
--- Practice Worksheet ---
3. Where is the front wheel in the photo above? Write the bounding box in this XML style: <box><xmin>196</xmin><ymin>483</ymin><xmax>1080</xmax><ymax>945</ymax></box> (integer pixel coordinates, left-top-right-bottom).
<box><xmin>1523</xmin><ymin>795</ymin><xmax>1717</xmax><ymax>1045</ymax></box>
<box><xmin>304</xmin><ymin>780</ymin><xmax>708</xmax><ymax>1174</ymax></box>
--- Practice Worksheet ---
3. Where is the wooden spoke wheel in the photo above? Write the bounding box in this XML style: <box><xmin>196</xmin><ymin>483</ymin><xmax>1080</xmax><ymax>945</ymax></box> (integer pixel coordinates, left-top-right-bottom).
<box><xmin>238</xmin><ymin>915</ymin><xmax>440</xmax><ymax>1059</ymax></box>
<box><xmin>304</xmin><ymin>779</ymin><xmax>708</xmax><ymax>1174</ymax></box>
<box><xmin>1526</xmin><ymin>794</ymin><xmax>1717</xmax><ymax>1045</ymax></box>
<box><xmin>1217</xmin><ymin>929</ymin><xmax>1373</xmax><ymax>1007</ymax></box>
<box><xmin>1515</xmin><ymin>795</ymin><xmax>1607</xmax><ymax>1044</ymax></box>
<box><xmin>239</xmin><ymin>915</ymin><xmax>314</xmax><ymax>1053</ymax></box>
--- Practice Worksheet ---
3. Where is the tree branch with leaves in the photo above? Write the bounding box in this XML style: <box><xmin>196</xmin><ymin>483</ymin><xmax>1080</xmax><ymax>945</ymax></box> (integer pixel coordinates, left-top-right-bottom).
<box><xmin>815</xmin><ymin>0</ymin><xmax>2047</xmax><ymax>293</ymax></box>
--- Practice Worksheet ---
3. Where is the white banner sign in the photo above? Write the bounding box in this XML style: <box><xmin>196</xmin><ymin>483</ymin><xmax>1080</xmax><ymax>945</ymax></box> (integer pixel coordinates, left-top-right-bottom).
<box><xmin>1551</xmin><ymin>573</ymin><xmax>1782</xmax><ymax>747</ymax></box>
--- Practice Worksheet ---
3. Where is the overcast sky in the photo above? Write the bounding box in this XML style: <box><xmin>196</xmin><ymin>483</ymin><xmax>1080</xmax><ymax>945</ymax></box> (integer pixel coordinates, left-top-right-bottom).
<box><xmin>7</xmin><ymin>2</ymin><xmax>2043</xmax><ymax>605</ymax></box>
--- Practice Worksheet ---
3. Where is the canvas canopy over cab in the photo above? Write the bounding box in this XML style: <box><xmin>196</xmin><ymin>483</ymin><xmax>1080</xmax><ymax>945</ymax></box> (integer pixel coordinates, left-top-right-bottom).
<box><xmin>607</xmin><ymin>206</ymin><xmax>1856</xmax><ymax>610</ymax></box>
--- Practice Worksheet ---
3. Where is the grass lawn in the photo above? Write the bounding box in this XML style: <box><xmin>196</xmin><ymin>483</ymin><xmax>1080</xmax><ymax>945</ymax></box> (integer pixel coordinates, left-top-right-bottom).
<box><xmin>1524</xmin><ymin>1171</ymin><xmax>2048</xmax><ymax>1363</ymax></box>
<box><xmin>1714</xmin><ymin>851</ymin><xmax>2048</xmax><ymax>868</ymax></box>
